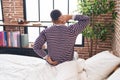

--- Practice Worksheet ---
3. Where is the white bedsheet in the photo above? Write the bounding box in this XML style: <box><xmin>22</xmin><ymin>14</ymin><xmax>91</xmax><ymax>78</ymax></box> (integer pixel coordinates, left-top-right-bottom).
<box><xmin>0</xmin><ymin>54</ymin><xmax>86</xmax><ymax>80</ymax></box>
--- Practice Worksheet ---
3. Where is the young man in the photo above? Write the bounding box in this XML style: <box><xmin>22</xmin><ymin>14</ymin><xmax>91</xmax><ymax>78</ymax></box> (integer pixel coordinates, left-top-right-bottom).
<box><xmin>33</xmin><ymin>9</ymin><xmax>89</xmax><ymax>66</ymax></box>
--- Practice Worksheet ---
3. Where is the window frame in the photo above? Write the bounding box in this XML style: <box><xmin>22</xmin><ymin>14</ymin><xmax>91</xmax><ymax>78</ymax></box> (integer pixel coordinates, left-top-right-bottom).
<box><xmin>0</xmin><ymin>0</ymin><xmax>4</xmax><ymax>31</ymax></box>
<box><xmin>23</xmin><ymin>0</ymin><xmax>84</xmax><ymax>47</ymax></box>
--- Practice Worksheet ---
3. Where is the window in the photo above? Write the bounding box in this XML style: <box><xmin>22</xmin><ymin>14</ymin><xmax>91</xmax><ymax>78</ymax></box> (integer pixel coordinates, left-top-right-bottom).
<box><xmin>0</xmin><ymin>0</ymin><xmax>3</xmax><ymax>31</ymax></box>
<box><xmin>24</xmin><ymin>0</ymin><xmax>84</xmax><ymax>47</ymax></box>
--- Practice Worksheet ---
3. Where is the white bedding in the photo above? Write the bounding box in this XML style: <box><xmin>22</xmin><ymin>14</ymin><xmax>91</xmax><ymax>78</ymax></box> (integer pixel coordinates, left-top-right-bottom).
<box><xmin>0</xmin><ymin>54</ymin><xmax>85</xmax><ymax>80</ymax></box>
<box><xmin>0</xmin><ymin>51</ymin><xmax>119</xmax><ymax>80</ymax></box>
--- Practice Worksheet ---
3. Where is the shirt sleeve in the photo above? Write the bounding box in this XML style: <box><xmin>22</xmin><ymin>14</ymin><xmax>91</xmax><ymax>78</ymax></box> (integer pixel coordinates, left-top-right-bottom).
<box><xmin>33</xmin><ymin>30</ymin><xmax>47</xmax><ymax>58</ymax></box>
<box><xmin>68</xmin><ymin>15</ymin><xmax>90</xmax><ymax>36</ymax></box>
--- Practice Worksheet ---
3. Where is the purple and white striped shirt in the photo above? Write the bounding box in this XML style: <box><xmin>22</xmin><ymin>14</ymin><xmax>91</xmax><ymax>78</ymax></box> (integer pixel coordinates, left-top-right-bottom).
<box><xmin>33</xmin><ymin>15</ymin><xmax>89</xmax><ymax>64</ymax></box>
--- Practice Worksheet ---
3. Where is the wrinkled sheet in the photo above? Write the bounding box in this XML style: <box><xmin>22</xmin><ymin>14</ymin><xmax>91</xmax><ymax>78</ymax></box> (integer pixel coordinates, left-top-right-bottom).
<box><xmin>0</xmin><ymin>54</ymin><xmax>86</xmax><ymax>80</ymax></box>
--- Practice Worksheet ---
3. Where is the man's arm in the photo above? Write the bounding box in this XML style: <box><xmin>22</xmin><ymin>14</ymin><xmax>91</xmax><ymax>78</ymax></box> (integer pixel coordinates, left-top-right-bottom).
<box><xmin>33</xmin><ymin>30</ymin><xmax>47</xmax><ymax>58</ymax></box>
<box><xmin>33</xmin><ymin>30</ymin><xmax>58</xmax><ymax>66</ymax></box>
<box><xmin>68</xmin><ymin>15</ymin><xmax>90</xmax><ymax>36</ymax></box>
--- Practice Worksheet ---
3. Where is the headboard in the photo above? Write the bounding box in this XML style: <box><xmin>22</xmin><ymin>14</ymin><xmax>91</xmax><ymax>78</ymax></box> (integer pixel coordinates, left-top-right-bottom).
<box><xmin>0</xmin><ymin>47</ymin><xmax>48</xmax><ymax>58</ymax></box>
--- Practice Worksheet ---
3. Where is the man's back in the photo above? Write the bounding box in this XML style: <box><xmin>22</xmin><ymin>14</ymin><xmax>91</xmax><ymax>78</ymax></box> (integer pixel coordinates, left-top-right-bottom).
<box><xmin>44</xmin><ymin>25</ymin><xmax>76</xmax><ymax>63</ymax></box>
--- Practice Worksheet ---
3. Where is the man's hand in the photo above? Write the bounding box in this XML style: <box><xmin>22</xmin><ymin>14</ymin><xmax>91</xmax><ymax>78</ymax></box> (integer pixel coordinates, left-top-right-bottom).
<box><xmin>59</xmin><ymin>15</ymin><xmax>72</xmax><ymax>24</ymax></box>
<box><xmin>44</xmin><ymin>55</ymin><xmax>58</xmax><ymax>66</ymax></box>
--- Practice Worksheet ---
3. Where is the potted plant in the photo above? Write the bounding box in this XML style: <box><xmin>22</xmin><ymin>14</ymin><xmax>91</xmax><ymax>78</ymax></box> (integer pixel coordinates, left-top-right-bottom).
<box><xmin>77</xmin><ymin>0</ymin><xmax>117</xmax><ymax>57</ymax></box>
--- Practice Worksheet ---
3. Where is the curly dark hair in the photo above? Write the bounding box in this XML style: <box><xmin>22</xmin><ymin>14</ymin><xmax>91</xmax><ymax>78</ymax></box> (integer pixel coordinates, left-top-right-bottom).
<box><xmin>50</xmin><ymin>9</ymin><xmax>62</xmax><ymax>21</ymax></box>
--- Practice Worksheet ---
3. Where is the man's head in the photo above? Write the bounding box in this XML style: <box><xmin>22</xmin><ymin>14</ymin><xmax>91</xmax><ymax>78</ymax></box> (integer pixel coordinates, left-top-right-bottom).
<box><xmin>50</xmin><ymin>9</ymin><xmax>62</xmax><ymax>22</ymax></box>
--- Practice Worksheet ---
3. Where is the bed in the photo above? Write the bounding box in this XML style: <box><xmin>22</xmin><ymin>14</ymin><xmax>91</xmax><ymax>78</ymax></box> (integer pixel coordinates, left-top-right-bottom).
<box><xmin>0</xmin><ymin>50</ymin><xmax>120</xmax><ymax>80</ymax></box>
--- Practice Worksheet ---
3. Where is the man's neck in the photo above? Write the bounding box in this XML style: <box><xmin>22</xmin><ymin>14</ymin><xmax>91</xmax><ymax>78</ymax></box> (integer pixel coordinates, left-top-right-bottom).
<box><xmin>53</xmin><ymin>22</ymin><xmax>65</xmax><ymax>25</ymax></box>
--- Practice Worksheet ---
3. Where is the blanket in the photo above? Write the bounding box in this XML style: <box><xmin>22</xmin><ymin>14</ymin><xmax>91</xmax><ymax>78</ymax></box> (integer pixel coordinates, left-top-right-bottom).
<box><xmin>1</xmin><ymin>51</ymin><xmax>118</xmax><ymax>80</ymax></box>
<box><xmin>0</xmin><ymin>54</ymin><xmax>86</xmax><ymax>80</ymax></box>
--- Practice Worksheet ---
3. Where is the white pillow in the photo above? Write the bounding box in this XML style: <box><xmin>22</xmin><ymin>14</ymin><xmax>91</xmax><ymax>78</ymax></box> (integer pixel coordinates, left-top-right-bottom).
<box><xmin>106</xmin><ymin>68</ymin><xmax>120</xmax><ymax>80</ymax></box>
<box><xmin>55</xmin><ymin>59</ymin><xmax>85</xmax><ymax>80</ymax></box>
<box><xmin>84</xmin><ymin>51</ymin><xmax>120</xmax><ymax>80</ymax></box>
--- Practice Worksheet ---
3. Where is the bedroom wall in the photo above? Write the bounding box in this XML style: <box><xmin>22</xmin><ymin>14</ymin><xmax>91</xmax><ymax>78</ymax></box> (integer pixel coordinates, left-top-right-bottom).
<box><xmin>112</xmin><ymin>0</ymin><xmax>120</xmax><ymax>57</ymax></box>
<box><xmin>2</xmin><ymin>0</ymin><xmax>23</xmax><ymax>22</ymax></box>
<box><xmin>1</xmin><ymin>0</ymin><xmax>119</xmax><ymax>59</ymax></box>
<box><xmin>2</xmin><ymin>0</ymin><xmax>24</xmax><ymax>31</ymax></box>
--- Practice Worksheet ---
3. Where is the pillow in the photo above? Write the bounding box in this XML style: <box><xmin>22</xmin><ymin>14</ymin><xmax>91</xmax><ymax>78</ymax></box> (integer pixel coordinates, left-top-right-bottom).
<box><xmin>106</xmin><ymin>67</ymin><xmax>120</xmax><ymax>80</ymax></box>
<box><xmin>84</xmin><ymin>51</ymin><xmax>120</xmax><ymax>80</ymax></box>
<box><xmin>55</xmin><ymin>58</ymin><xmax>85</xmax><ymax>80</ymax></box>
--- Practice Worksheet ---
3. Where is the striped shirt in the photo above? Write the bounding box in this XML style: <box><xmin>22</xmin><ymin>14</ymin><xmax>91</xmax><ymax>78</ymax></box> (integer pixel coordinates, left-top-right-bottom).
<box><xmin>33</xmin><ymin>15</ymin><xmax>89</xmax><ymax>64</ymax></box>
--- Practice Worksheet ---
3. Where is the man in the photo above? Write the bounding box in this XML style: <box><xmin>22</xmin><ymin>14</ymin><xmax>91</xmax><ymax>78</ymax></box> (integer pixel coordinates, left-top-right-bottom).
<box><xmin>33</xmin><ymin>9</ymin><xmax>89</xmax><ymax>66</ymax></box>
